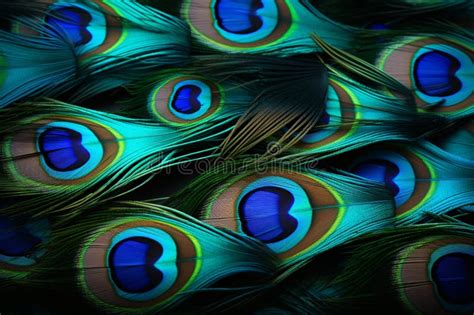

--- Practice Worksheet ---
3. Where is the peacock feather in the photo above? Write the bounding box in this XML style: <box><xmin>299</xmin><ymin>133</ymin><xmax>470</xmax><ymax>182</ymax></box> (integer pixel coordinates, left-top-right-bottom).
<box><xmin>0</xmin><ymin>0</ymin><xmax>190</xmax><ymax>106</ymax></box>
<box><xmin>2</xmin><ymin>203</ymin><xmax>277</xmax><ymax>313</ymax></box>
<box><xmin>0</xmin><ymin>100</ymin><xmax>232</xmax><ymax>220</ymax></box>
<box><xmin>262</xmin><ymin>222</ymin><xmax>474</xmax><ymax>314</ymax></box>
<box><xmin>115</xmin><ymin>68</ymin><xmax>255</xmax><ymax>124</ymax></box>
<box><xmin>284</xmin><ymin>73</ymin><xmax>448</xmax><ymax>157</ymax></box>
<box><xmin>374</xmin><ymin>35</ymin><xmax>473</xmax><ymax>118</ymax></box>
<box><xmin>167</xmin><ymin>160</ymin><xmax>395</xmax><ymax>266</ymax></box>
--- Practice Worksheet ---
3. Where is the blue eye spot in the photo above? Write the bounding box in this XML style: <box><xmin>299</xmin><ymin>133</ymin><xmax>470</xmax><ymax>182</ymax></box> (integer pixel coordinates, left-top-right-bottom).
<box><xmin>351</xmin><ymin>159</ymin><xmax>400</xmax><ymax>197</ymax></box>
<box><xmin>46</xmin><ymin>7</ymin><xmax>92</xmax><ymax>46</ymax></box>
<box><xmin>432</xmin><ymin>253</ymin><xmax>474</xmax><ymax>304</ymax></box>
<box><xmin>0</xmin><ymin>217</ymin><xmax>41</xmax><ymax>257</ymax></box>
<box><xmin>171</xmin><ymin>85</ymin><xmax>203</xmax><ymax>114</ymax></box>
<box><xmin>39</xmin><ymin>127</ymin><xmax>91</xmax><ymax>172</ymax></box>
<box><xmin>239</xmin><ymin>187</ymin><xmax>297</xmax><ymax>243</ymax></box>
<box><xmin>414</xmin><ymin>50</ymin><xmax>462</xmax><ymax>97</ymax></box>
<box><xmin>215</xmin><ymin>0</ymin><xmax>264</xmax><ymax>34</ymax></box>
<box><xmin>109</xmin><ymin>237</ymin><xmax>164</xmax><ymax>294</ymax></box>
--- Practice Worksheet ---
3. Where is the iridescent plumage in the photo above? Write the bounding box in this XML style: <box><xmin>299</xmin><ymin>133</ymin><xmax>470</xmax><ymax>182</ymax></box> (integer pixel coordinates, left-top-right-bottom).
<box><xmin>0</xmin><ymin>0</ymin><xmax>472</xmax><ymax>313</ymax></box>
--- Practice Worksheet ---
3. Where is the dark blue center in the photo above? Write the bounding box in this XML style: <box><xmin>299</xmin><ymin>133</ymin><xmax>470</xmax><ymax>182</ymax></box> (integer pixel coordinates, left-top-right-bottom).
<box><xmin>414</xmin><ymin>50</ymin><xmax>462</xmax><ymax>97</ymax></box>
<box><xmin>0</xmin><ymin>217</ymin><xmax>41</xmax><ymax>257</ymax></box>
<box><xmin>305</xmin><ymin>109</ymin><xmax>330</xmax><ymax>134</ymax></box>
<box><xmin>367</xmin><ymin>23</ymin><xmax>388</xmax><ymax>30</ymax></box>
<box><xmin>171</xmin><ymin>85</ymin><xmax>203</xmax><ymax>114</ymax></box>
<box><xmin>45</xmin><ymin>7</ymin><xmax>92</xmax><ymax>46</ymax></box>
<box><xmin>351</xmin><ymin>159</ymin><xmax>400</xmax><ymax>197</ymax></box>
<box><xmin>432</xmin><ymin>253</ymin><xmax>474</xmax><ymax>304</ymax></box>
<box><xmin>215</xmin><ymin>0</ymin><xmax>264</xmax><ymax>34</ymax></box>
<box><xmin>319</xmin><ymin>110</ymin><xmax>330</xmax><ymax>125</ymax></box>
<box><xmin>239</xmin><ymin>187</ymin><xmax>297</xmax><ymax>243</ymax></box>
<box><xmin>39</xmin><ymin>127</ymin><xmax>91</xmax><ymax>172</ymax></box>
<box><xmin>109</xmin><ymin>237</ymin><xmax>164</xmax><ymax>293</ymax></box>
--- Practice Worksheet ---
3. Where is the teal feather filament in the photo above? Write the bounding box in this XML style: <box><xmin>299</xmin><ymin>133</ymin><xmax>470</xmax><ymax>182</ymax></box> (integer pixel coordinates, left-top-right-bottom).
<box><xmin>0</xmin><ymin>31</ymin><xmax>77</xmax><ymax>108</ymax></box>
<box><xmin>0</xmin><ymin>53</ymin><xmax>7</xmax><ymax>89</ymax></box>
<box><xmin>432</xmin><ymin>119</ymin><xmax>474</xmax><ymax>163</ymax></box>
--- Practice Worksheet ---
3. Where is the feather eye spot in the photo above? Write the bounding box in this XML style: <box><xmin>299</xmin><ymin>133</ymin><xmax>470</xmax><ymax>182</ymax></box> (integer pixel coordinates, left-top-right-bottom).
<box><xmin>377</xmin><ymin>37</ymin><xmax>473</xmax><ymax>112</ymax></box>
<box><xmin>80</xmin><ymin>221</ymin><xmax>200</xmax><ymax>308</ymax></box>
<box><xmin>183</xmin><ymin>0</ymin><xmax>292</xmax><ymax>49</ymax></box>
<box><xmin>397</xmin><ymin>238</ymin><xmax>474</xmax><ymax>314</ymax></box>
<box><xmin>295</xmin><ymin>80</ymin><xmax>356</xmax><ymax>149</ymax></box>
<box><xmin>239</xmin><ymin>186</ymin><xmax>297</xmax><ymax>243</ymax></box>
<box><xmin>149</xmin><ymin>76</ymin><xmax>222</xmax><ymax>125</ymax></box>
<box><xmin>204</xmin><ymin>171</ymin><xmax>344</xmax><ymax>260</ymax></box>
<box><xmin>12</xmin><ymin>1</ymin><xmax>123</xmax><ymax>59</ymax></box>
<box><xmin>6</xmin><ymin>116</ymin><xmax>121</xmax><ymax>186</ymax></box>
